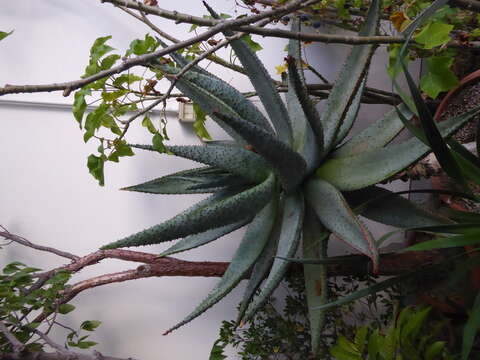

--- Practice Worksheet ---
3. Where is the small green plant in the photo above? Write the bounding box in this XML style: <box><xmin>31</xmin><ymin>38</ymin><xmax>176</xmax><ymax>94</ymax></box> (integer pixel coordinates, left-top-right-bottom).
<box><xmin>330</xmin><ymin>306</ymin><xmax>455</xmax><ymax>360</ymax></box>
<box><xmin>0</xmin><ymin>262</ymin><xmax>100</xmax><ymax>353</ymax></box>
<box><xmin>210</xmin><ymin>274</ymin><xmax>402</xmax><ymax>360</ymax></box>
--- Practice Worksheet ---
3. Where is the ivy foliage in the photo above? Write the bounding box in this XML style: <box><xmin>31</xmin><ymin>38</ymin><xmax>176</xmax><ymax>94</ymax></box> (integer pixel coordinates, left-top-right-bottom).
<box><xmin>0</xmin><ymin>262</ymin><xmax>100</xmax><ymax>353</ymax></box>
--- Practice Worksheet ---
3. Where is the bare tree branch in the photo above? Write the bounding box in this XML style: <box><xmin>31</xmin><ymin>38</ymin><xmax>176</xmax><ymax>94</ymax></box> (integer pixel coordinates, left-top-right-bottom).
<box><xmin>0</xmin><ymin>350</ymin><xmax>138</xmax><ymax>360</ymax></box>
<box><xmin>119</xmin><ymin>29</ymin><xmax>248</xmax><ymax>134</ymax></box>
<box><xmin>102</xmin><ymin>0</ymin><xmax>405</xmax><ymax>44</ymax></box>
<box><xmin>30</xmin><ymin>329</ymin><xmax>69</xmax><ymax>355</ymax></box>
<box><xmin>0</xmin><ymin>227</ymin><xmax>79</xmax><ymax>261</ymax></box>
<box><xmin>54</xmin><ymin>250</ymin><xmax>445</xmax><ymax>307</ymax></box>
<box><xmin>0</xmin><ymin>0</ymin><xmax>315</xmax><ymax>97</ymax></box>
<box><xmin>117</xmin><ymin>5</ymin><xmax>248</xmax><ymax>75</ymax></box>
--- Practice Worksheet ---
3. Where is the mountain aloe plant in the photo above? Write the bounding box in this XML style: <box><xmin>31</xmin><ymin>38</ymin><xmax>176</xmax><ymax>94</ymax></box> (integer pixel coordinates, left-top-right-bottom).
<box><xmin>100</xmin><ymin>0</ymin><xmax>477</xmax><ymax>355</ymax></box>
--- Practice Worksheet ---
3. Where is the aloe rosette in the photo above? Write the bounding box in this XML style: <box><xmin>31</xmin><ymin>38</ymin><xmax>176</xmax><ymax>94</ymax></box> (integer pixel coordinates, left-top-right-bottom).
<box><xmin>100</xmin><ymin>0</ymin><xmax>475</xmax><ymax>355</ymax></box>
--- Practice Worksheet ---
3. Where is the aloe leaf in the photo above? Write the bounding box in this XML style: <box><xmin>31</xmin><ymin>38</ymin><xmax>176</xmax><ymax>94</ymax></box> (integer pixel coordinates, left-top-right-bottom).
<box><xmin>155</xmin><ymin>37</ymin><xmax>211</xmax><ymax>77</ymax></box>
<box><xmin>303</xmin><ymin>206</ymin><xmax>330</xmax><ymax>356</ymax></box>
<box><xmin>316</xmin><ymin>271</ymin><xmax>414</xmax><ymax>313</ymax></box>
<box><xmin>333</xmin><ymin>104</ymin><xmax>412</xmax><ymax>158</ymax></box>
<box><xmin>157</xmin><ymin>65</ymin><xmax>274</xmax><ymax>133</ymax></box>
<box><xmin>345</xmin><ymin>186</ymin><xmax>452</xmax><ymax>228</ymax></box>
<box><xmin>448</xmin><ymin>141</ymin><xmax>480</xmax><ymax>189</ymax></box>
<box><xmin>462</xmin><ymin>291</ymin><xmax>480</xmax><ymax>360</ymax></box>
<box><xmin>448</xmin><ymin>139</ymin><xmax>480</xmax><ymax>168</ymax></box>
<box><xmin>242</xmin><ymin>192</ymin><xmax>304</xmax><ymax>321</ymax></box>
<box><xmin>404</xmin><ymin>232</ymin><xmax>480</xmax><ymax>252</ymax></box>
<box><xmin>335</xmin><ymin>78</ymin><xmax>366</xmax><ymax>146</ymax></box>
<box><xmin>203</xmin><ymin>2</ymin><xmax>293</xmax><ymax>145</ymax></box>
<box><xmin>101</xmin><ymin>174</ymin><xmax>275</xmax><ymax>249</ymax></box>
<box><xmin>305</xmin><ymin>178</ymin><xmax>378</xmax><ymax>273</ymax></box>
<box><xmin>122</xmin><ymin>166</ymin><xmax>250</xmax><ymax>194</ymax></box>
<box><xmin>213</xmin><ymin>112</ymin><xmax>306</xmax><ymax>192</ymax></box>
<box><xmin>287</xmin><ymin>63</ymin><xmax>323</xmax><ymax>170</ymax></box>
<box><xmin>236</xmin><ymin>197</ymin><xmax>282</xmax><ymax>323</ymax></box>
<box><xmin>321</xmin><ymin>0</ymin><xmax>380</xmax><ymax>152</ymax></box>
<box><xmin>279</xmin><ymin>254</ymin><xmax>367</xmax><ymax>265</ymax></box>
<box><xmin>168</xmin><ymin>67</ymin><xmax>274</xmax><ymax>133</ymax></box>
<box><xmin>286</xmin><ymin>19</ymin><xmax>323</xmax><ymax>167</ymax></box>
<box><xmin>159</xmin><ymin>219</ymin><xmax>250</xmax><ymax>257</ymax></box>
<box><xmin>133</xmin><ymin>143</ymin><xmax>270</xmax><ymax>184</ymax></box>
<box><xmin>316</xmin><ymin>106</ymin><xmax>480</xmax><ymax>191</ymax></box>
<box><xmin>402</xmin><ymin>62</ymin><xmax>467</xmax><ymax>187</ymax></box>
<box><xmin>164</xmin><ymin>198</ymin><xmax>278</xmax><ymax>334</ymax></box>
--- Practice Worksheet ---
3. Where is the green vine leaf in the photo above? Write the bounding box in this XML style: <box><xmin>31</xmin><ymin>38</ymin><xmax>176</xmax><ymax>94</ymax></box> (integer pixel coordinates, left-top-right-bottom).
<box><xmin>112</xmin><ymin>74</ymin><xmax>143</xmax><ymax>87</ymax></box>
<box><xmin>83</xmin><ymin>35</ymin><xmax>116</xmax><ymax>77</ymax></box>
<box><xmin>241</xmin><ymin>34</ymin><xmax>263</xmax><ymax>52</ymax></box>
<box><xmin>152</xmin><ymin>133</ymin><xmax>167</xmax><ymax>153</ymax></box>
<box><xmin>193</xmin><ymin>103</ymin><xmax>212</xmax><ymax>140</ymax></box>
<box><xmin>142</xmin><ymin>116</ymin><xmax>157</xmax><ymax>135</ymax></box>
<box><xmin>72</xmin><ymin>88</ymin><xmax>91</xmax><ymax>126</ymax></box>
<box><xmin>414</xmin><ymin>21</ymin><xmax>453</xmax><ymax>49</ymax></box>
<box><xmin>108</xmin><ymin>140</ymin><xmax>134</xmax><ymax>163</ymax></box>
<box><xmin>0</xmin><ymin>30</ymin><xmax>13</xmax><ymax>41</ymax></box>
<box><xmin>420</xmin><ymin>56</ymin><xmax>459</xmax><ymax>99</ymax></box>
<box><xmin>125</xmin><ymin>33</ymin><xmax>158</xmax><ymax>56</ymax></box>
<box><xmin>87</xmin><ymin>154</ymin><xmax>105</xmax><ymax>186</ymax></box>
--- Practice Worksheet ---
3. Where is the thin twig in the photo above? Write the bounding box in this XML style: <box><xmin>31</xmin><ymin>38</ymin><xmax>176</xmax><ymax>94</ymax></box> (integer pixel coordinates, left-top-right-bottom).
<box><xmin>118</xmin><ymin>29</ymin><xmax>247</xmax><ymax>136</ymax></box>
<box><xmin>0</xmin><ymin>227</ymin><xmax>79</xmax><ymax>261</ymax></box>
<box><xmin>0</xmin><ymin>321</ymin><xmax>24</xmax><ymax>352</ymax></box>
<box><xmin>1</xmin><ymin>0</ymin><xmax>314</xmax><ymax>97</ymax></box>
<box><xmin>31</xmin><ymin>329</ymin><xmax>69</xmax><ymax>354</ymax></box>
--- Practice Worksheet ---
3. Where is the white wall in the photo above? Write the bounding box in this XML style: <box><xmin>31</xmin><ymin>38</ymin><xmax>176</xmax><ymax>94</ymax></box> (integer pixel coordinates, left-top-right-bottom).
<box><xmin>1</xmin><ymin>2</ymin><xmax>415</xmax><ymax>359</ymax></box>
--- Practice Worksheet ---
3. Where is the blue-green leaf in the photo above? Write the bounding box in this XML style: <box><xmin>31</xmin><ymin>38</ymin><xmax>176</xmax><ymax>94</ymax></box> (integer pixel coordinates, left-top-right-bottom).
<box><xmin>101</xmin><ymin>175</ymin><xmax>275</xmax><ymax>249</ymax></box>
<box><xmin>155</xmin><ymin>64</ymin><xmax>273</xmax><ymax>135</ymax></box>
<box><xmin>204</xmin><ymin>2</ymin><xmax>292</xmax><ymax>145</ymax></box>
<box><xmin>345</xmin><ymin>186</ymin><xmax>452</xmax><ymax>228</ymax></box>
<box><xmin>286</xmin><ymin>24</ymin><xmax>323</xmax><ymax>169</ymax></box>
<box><xmin>321</xmin><ymin>0</ymin><xmax>380</xmax><ymax>152</ymax></box>
<box><xmin>236</xmin><ymin>215</ymin><xmax>280</xmax><ymax>323</ymax></box>
<box><xmin>404</xmin><ymin>231</ymin><xmax>480</xmax><ymax>251</ymax></box>
<box><xmin>159</xmin><ymin>219</ymin><xmax>250</xmax><ymax>257</ymax></box>
<box><xmin>242</xmin><ymin>193</ymin><xmax>304</xmax><ymax>321</ymax></box>
<box><xmin>164</xmin><ymin>198</ymin><xmax>277</xmax><ymax>334</ymax></box>
<box><xmin>317</xmin><ymin>106</ymin><xmax>480</xmax><ymax>191</ymax></box>
<box><xmin>122</xmin><ymin>166</ymin><xmax>249</xmax><ymax>194</ymax></box>
<box><xmin>132</xmin><ymin>143</ymin><xmax>270</xmax><ymax>184</ymax></box>
<box><xmin>305</xmin><ymin>178</ymin><xmax>378</xmax><ymax>273</ymax></box>
<box><xmin>333</xmin><ymin>104</ymin><xmax>412</xmax><ymax>158</ymax></box>
<box><xmin>213</xmin><ymin>112</ymin><xmax>306</xmax><ymax>192</ymax></box>
<box><xmin>156</xmin><ymin>37</ymin><xmax>211</xmax><ymax>77</ymax></box>
<box><xmin>335</xmin><ymin>78</ymin><xmax>366</xmax><ymax>146</ymax></box>
<box><xmin>303</xmin><ymin>207</ymin><xmax>330</xmax><ymax>356</ymax></box>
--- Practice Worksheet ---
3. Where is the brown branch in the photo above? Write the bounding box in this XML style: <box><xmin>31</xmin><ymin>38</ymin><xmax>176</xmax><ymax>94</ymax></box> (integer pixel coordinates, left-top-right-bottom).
<box><xmin>119</xmin><ymin>29</ymin><xmax>248</xmax><ymax>134</ymax></box>
<box><xmin>102</xmin><ymin>0</ymin><xmax>404</xmax><ymax>45</ymax></box>
<box><xmin>255</xmin><ymin>0</ymin><xmax>480</xmax><ymax>13</ymax></box>
<box><xmin>118</xmin><ymin>5</ymin><xmax>248</xmax><ymax>76</ymax></box>
<box><xmin>0</xmin><ymin>0</ymin><xmax>314</xmax><ymax>97</ymax></box>
<box><xmin>450</xmin><ymin>0</ymin><xmax>480</xmax><ymax>12</ymax></box>
<box><xmin>0</xmin><ymin>227</ymin><xmax>79</xmax><ymax>261</ymax></box>
<box><xmin>0</xmin><ymin>351</ymin><xmax>138</xmax><ymax>360</ymax></box>
<box><xmin>53</xmin><ymin>250</ymin><xmax>444</xmax><ymax>307</ymax></box>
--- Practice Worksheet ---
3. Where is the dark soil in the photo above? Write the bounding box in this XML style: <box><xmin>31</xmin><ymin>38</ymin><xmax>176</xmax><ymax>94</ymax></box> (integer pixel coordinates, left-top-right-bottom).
<box><xmin>438</xmin><ymin>80</ymin><xmax>480</xmax><ymax>143</ymax></box>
